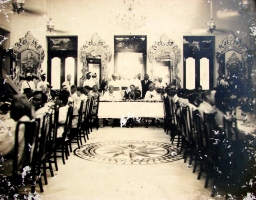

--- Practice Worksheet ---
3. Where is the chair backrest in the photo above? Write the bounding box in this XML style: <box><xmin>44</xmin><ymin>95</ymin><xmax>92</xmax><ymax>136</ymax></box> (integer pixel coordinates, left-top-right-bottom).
<box><xmin>163</xmin><ymin>96</ymin><xmax>171</xmax><ymax>119</ymax></box>
<box><xmin>13</xmin><ymin>120</ymin><xmax>38</xmax><ymax>177</ymax></box>
<box><xmin>192</xmin><ymin>110</ymin><xmax>205</xmax><ymax>150</ymax></box>
<box><xmin>93</xmin><ymin>95</ymin><xmax>100</xmax><ymax>116</ymax></box>
<box><xmin>62</xmin><ymin>106</ymin><xmax>73</xmax><ymax>139</ymax></box>
<box><xmin>77</xmin><ymin>100</ymin><xmax>84</xmax><ymax>128</ymax></box>
<box><xmin>203</xmin><ymin>112</ymin><xmax>219</xmax><ymax>159</ymax></box>
<box><xmin>180</xmin><ymin>105</ymin><xmax>194</xmax><ymax>143</ymax></box>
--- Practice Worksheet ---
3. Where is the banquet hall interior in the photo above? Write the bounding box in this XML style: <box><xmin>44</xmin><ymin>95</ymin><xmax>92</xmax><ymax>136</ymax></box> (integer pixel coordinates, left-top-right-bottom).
<box><xmin>0</xmin><ymin>0</ymin><xmax>256</xmax><ymax>199</ymax></box>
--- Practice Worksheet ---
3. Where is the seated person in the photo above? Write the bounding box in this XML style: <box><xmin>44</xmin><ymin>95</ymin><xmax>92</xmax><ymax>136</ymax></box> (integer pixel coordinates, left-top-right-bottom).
<box><xmin>198</xmin><ymin>90</ymin><xmax>216</xmax><ymax>117</ymax></box>
<box><xmin>57</xmin><ymin>90</ymin><xmax>70</xmax><ymax>138</ymax></box>
<box><xmin>144</xmin><ymin>83</ymin><xmax>162</xmax><ymax>101</ymax></box>
<box><xmin>101</xmin><ymin>85</ymin><xmax>122</xmax><ymax>101</ymax></box>
<box><xmin>91</xmin><ymin>85</ymin><xmax>101</xmax><ymax>99</ymax></box>
<box><xmin>123</xmin><ymin>84</ymin><xmax>141</xmax><ymax>101</ymax></box>
<box><xmin>32</xmin><ymin>90</ymin><xmax>49</xmax><ymax>117</ymax></box>
<box><xmin>0</xmin><ymin>95</ymin><xmax>34</xmax><ymax>176</ymax></box>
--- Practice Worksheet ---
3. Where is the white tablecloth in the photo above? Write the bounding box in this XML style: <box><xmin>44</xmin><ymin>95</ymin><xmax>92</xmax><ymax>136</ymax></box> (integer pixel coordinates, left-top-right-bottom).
<box><xmin>98</xmin><ymin>101</ymin><xmax>164</xmax><ymax>118</ymax></box>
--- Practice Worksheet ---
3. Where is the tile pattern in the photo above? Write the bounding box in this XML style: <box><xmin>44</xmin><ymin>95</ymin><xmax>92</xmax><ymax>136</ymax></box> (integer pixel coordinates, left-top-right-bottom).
<box><xmin>74</xmin><ymin>140</ymin><xmax>182</xmax><ymax>165</ymax></box>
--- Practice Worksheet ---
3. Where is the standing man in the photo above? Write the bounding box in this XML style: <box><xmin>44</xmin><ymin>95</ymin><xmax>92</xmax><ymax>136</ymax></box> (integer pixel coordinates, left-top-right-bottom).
<box><xmin>62</xmin><ymin>74</ymin><xmax>72</xmax><ymax>93</ymax></box>
<box><xmin>83</xmin><ymin>72</ymin><xmax>95</xmax><ymax>89</ymax></box>
<box><xmin>92</xmin><ymin>73</ymin><xmax>99</xmax><ymax>88</ymax></box>
<box><xmin>37</xmin><ymin>73</ymin><xmax>49</xmax><ymax>91</ymax></box>
<box><xmin>141</xmin><ymin>74</ymin><xmax>152</xmax><ymax>98</ymax></box>
<box><xmin>79</xmin><ymin>68</ymin><xmax>87</xmax><ymax>87</ymax></box>
<box><xmin>21</xmin><ymin>73</ymin><xmax>35</xmax><ymax>99</ymax></box>
<box><xmin>132</xmin><ymin>73</ymin><xmax>142</xmax><ymax>96</ymax></box>
<box><xmin>108</xmin><ymin>73</ymin><xmax>122</xmax><ymax>98</ymax></box>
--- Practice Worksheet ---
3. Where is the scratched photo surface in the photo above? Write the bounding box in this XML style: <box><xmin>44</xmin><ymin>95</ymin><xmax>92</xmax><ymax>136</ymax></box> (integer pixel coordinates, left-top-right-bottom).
<box><xmin>0</xmin><ymin>0</ymin><xmax>256</xmax><ymax>199</ymax></box>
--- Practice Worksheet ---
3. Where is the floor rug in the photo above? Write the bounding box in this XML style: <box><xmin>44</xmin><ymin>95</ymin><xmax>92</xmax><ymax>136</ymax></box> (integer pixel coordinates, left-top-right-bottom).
<box><xmin>74</xmin><ymin>140</ymin><xmax>183</xmax><ymax>165</ymax></box>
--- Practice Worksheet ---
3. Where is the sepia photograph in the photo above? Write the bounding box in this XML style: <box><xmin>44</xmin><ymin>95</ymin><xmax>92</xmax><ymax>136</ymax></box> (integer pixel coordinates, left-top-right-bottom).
<box><xmin>0</xmin><ymin>0</ymin><xmax>255</xmax><ymax>199</ymax></box>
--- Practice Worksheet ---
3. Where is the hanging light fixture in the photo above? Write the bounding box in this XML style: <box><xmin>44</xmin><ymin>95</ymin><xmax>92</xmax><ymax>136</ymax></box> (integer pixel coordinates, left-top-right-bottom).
<box><xmin>116</xmin><ymin>0</ymin><xmax>145</xmax><ymax>30</ymax></box>
<box><xmin>207</xmin><ymin>0</ymin><xmax>216</xmax><ymax>33</ymax></box>
<box><xmin>46</xmin><ymin>0</ymin><xmax>54</xmax><ymax>32</ymax></box>
<box><xmin>12</xmin><ymin>0</ymin><xmax>25</xmax><ymax>13</ymax></box>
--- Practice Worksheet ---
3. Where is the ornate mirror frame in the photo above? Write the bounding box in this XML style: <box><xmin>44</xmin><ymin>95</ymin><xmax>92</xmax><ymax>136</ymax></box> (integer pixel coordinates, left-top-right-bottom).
<box><xmin>80</xmin><ymin>33</ymin><xmax>112</xmax><ymax>82</ymax></box>
<box><xmin>216</xmin><ymin>32</ymin><xmax>248</xmax><ymax>80</ymax></box>
<box><xmin>148</xmin><ymin>34</ymin><xmax>181</xmax><ymax>88</ymax></box>
<box><xmin>12</xmin><ymin>31</ymin><xmax>45</xmax><ymax>87</ymax></box>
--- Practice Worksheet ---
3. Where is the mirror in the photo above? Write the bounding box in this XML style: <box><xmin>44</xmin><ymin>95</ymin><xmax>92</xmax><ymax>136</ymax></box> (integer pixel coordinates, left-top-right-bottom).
<box><xmin>216</xmin><ymin>32</ymin><xmax>248</xmax><ymax>90</ymax></box>
<box><xmin>80</xmin><ymin>33</ymin><xmax>112</xmax><ymax>84</ymax></box>
<box><xmin>148</xmin><ymin>34</ymin><xmax>181</xmax><ymax>88</ymax></box>
<box><xmin>114</xmin><ymin>35</ymin><xmax>146</xmax><ymax>79</ymax></box>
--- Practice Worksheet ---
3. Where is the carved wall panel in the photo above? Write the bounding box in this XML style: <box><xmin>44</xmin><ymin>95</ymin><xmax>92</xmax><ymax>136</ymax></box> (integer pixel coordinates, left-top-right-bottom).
<box><xmin>12</xmin><ymin>31</ymin><xmax>45</xmax><ymax>86</ymax></box>
<box><xmin>148</xmin><ymin>34</ymin><xmax>181</xmax><ymax>88</ymax></box>
<box><xmin>80</xmin><ymin>33</ymin><xmax>112</xmax><ymax>81</ymax></box>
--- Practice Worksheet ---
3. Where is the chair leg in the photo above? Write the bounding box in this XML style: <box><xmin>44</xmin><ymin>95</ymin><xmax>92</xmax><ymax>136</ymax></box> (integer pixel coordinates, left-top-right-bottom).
<box><xmin>193</xmin><ymin>154</ymin><xmax>198</xmax><ymax>173</ymax></box>
<box><xmin>61</xmin><ymin>146</ymin><xmax>66</xmax><ymax>165</ymax></box>
<box><xmin>48</xmin><ymin>160</ymin><xmax>54</xmax><ymax>177</ymax></box>
<box><xmin>43</xmin><ymin>162</ymin><xmax>48</xmax><ymax>185</ymax></box>
<box><xmin>38</xmin><ymin>176</ymin><xmax>44</xmax><ymax>193</ymax></box>
<box><xmin>54</xmin><ymin>151</ymin><xmax>58</xmax><ymax>171</ymax></box>
<box><xmin>197</xmin><ymin>162</ymin><xmax>203</xmax><ymax>180</ymax></box>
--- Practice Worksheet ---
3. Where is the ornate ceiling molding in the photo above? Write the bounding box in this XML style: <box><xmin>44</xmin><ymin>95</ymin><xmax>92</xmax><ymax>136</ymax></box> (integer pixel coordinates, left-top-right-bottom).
<box><xmin>217</xmin><ymin>32</ymin><xmax>248</xmax><ymax>62</ymax></box>
<box><xmin>148</xmin><ymin>34</ymin><xmax>181</xmax><ymax>87</ymax></box>
<box><xmin>80</xmin><ymin>33</ymin><xmax>112</xmax><ymax>79</ymax></box>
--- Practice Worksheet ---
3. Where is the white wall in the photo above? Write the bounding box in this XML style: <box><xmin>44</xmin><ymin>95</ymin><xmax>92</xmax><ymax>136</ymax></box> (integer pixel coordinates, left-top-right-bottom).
<box><xmin>2</xmin><ymin>0</ymin><xmax>253</xmax><ymax>87</ymax></box>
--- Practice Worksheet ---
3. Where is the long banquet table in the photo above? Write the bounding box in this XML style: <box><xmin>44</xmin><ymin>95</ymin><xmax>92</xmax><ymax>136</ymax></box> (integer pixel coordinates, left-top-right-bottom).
<box><xmin>98</xmin><ymin>101</ymin><xmax>164</xmax><ymax>119</ymax></box>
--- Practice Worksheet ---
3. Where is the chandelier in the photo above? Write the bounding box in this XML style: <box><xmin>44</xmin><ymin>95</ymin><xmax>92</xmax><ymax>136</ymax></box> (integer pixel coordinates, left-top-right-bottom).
<box><xmin>116</xmin><ymin>0</ymin><xmax>145</xmax><ymax>30</ymax></box>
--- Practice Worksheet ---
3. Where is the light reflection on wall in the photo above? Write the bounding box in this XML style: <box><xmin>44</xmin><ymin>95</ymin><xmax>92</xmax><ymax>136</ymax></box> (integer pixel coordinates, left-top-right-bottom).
<box><xmin>51</xmin><ymin>57</ymin><xmax>61</xmax><ymax>89</ymax></box>
<box><xmin>116</xmin><ymin>52</ymin><xmax>143</xmax><ymax>79</ymax></box>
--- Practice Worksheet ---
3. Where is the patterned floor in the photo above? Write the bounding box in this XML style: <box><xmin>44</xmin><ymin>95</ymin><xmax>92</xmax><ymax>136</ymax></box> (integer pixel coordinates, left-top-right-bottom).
<box><xmin>74</xmin><ymin>140</ymin><xmax>183</xmax><ymax>165</ymax></box>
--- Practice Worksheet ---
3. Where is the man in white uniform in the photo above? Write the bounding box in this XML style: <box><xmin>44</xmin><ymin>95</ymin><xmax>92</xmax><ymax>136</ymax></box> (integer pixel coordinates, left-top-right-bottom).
<box><xmin>108</xmin><ymin>73</ymin><xmax>122</xmax><ymax>98</ymax></box>
<box><xmin>83</xmin><ymin>72</ymin><xmax>95</xmax><ymax>89</ymax></box>
<box><xmin>102</xmin><ymin>85</ymin><xmax>121</xmax><ymax>101</ymax></box>
<box><xmin>62</xmin><ymin>74</ymin><xmax>72</xmax><ymax>93</ymax></box>
<box><xmin>37</xmin><ymin>73</ymin><xmax>49</xmax><ymax>92</ymax></box>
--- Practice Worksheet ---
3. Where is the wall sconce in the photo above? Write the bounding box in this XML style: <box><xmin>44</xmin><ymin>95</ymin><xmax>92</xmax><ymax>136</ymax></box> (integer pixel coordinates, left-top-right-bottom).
<box><xmin>12</xmin><ymin>0</ymin><xmax>25</xmax><ymax>13</ymax></box>
<box><xmin>240</xmin><ymin>0</ymin><xmax>250</xmax><ymax>11</ymax></box>
<box><xmin>207</xmin><ymin>19</ymin><xmax>216</xmax><ymax>33</ymax></box>
<box><xmin>47</xmin><ymin>18</ymin><xmax>55</xmax><ymax>32</ymax></box>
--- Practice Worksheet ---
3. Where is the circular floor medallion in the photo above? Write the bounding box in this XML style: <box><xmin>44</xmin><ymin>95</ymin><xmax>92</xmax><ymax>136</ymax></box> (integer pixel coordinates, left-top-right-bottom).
<box><xmin>74</xmin><ymin>141</ymin><xmax>183</xmax><ymax>165</ymax></box>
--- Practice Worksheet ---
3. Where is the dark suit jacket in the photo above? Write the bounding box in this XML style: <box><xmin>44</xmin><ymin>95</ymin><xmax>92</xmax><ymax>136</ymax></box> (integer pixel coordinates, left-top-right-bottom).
<box><xmin>141</xmin><ymin>80</ymin><xmax>152</xmax><ymax>98</ymax></box>
<box><xmin>123</xmin><ymin>90</ymin><xmax>141</xmax><ymax>100</ymax></box>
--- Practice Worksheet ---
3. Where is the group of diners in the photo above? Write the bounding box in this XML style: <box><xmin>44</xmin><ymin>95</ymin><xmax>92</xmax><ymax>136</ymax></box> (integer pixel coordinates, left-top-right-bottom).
<box><xmin>163</xmin><ymin>85</ymin><xmax>255</xmax><ymax>197</ymax></box>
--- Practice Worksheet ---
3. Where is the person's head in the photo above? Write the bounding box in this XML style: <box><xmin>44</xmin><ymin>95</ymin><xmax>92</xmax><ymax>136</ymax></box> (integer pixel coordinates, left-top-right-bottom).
<box><xmin>10</xmin><ymin>94</ymin><xmax>33</xmax><ymax>121</ymax></box>
<box><xmin>67</xmin><ymin>74</ymin><xmax>71</xmax><ymax>81</ymax></box>
<box><xmin>137</xmin><ymin>73</ymin><xmax>141</xmax><ymax>80</ymax></box>
<box><xmin>84</xmin><ymin>86</ymin><xmax>91</xmax><ymax>95</ymax></box>
<box><xmin>41</xmin><ymin>74</ymin><xmax>46</xmax><ymax>82</ymax></box>
<box><xmin>76</xmin><ymin>87</ymin><xmax>82</xmax><ymax>97</ymax></box>
<box><xmin>112</xmin><ymin>73</ymin><xmax>118</xmax><ymax>81</ymax></box>
<box><xmin>158</xmin><ymin>77</ymin><xmax>163</xmax><ymax>82</ymax></box>
<box><xmin>86</xmin><ymin>72</ymin><xmax>91</xmax><ymax>79</ymax></box>
<box><xmin>32</xmin><ymin>91</ymin><xmax>48</xmax><ymax>110</ymax></box>
<box><xmin>109</xmin><ymin>85</ymin><xmax>114</xmax><ymax>94</ymax></box>
<box><xmin>203</xmin><ymin>89</ymin><xmax>216</xmax><ymax>105</ymax></box>
<box><xmin>70</xmin><ymin>85</ymin><xmax>77</xmax><ymax>95</ymax></box>
<box><xmin>92</xmin><ymin>85</ymin><xmax>98</xmax><ymax>92</ymax></box>
<box><xmin>58</xmin><ymin>90</ymin><xmax>70</xmax><ymax>106</ymax></box>
<box><xmin>130</xmin><ymin>84</ymin><xmax>135</xmax><ymax>92</ymax></box>
<box><xmin>197</xmin><ymin>85</ymin><xmax>202</xmax><ymax>91</ymax></box>
<box><xmin>188</xmin><ymin>93</ymin><xmax>201</xmax><ymax>107</ymax></box>
<box><xmin>26</xmin><ymin>73</ymin><xmax>33</xmax><ymax>81</ymax></box>
<box><xmin>62</xmin><ymin>84</ymin><xmax>68</xmax><ymax>91</ymax></box>
<box><xmin>144</xmin><ymin>74</ymin><xmax>149</xmax><ymax>80</ymax></box>
<box><xmin>92</xmin><ymin>73</ymin><xmax>97</xmax><ymax>78</ymax></box>
<box><xmin>148</xmin><ymin>83</ymin><xmax>155</xmax><ymax>91</ymax></box>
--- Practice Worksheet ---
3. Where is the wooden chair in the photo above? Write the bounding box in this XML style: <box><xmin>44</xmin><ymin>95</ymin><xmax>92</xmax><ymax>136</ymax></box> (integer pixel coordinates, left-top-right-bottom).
<box><xmin>91</xmin><ymin>96</ymin><xmax>100</xmax><ymax>130</ymax></box>
<box><xmin>55</xmin><ymin>106</ymin><xmax>73</xmax><ymax>165</ymax></box>
<box><xmin>203</xmin><ymin>112</ymin><xmax>220</xmax><ymax>197</ymax></box>
<box><xmin>163</xmin><ymin>96</ymin><xmax>172</xmax><ymax>135</ymax></box>
<box><xmin>81</xmin><ymin>99</ymin><xmax>91</xmax><ymax>141</ymax></box>
<box><xmin>180</xmin><ymin>105</ymin><xmax>195</xmax><ymax>164</ymax></box>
